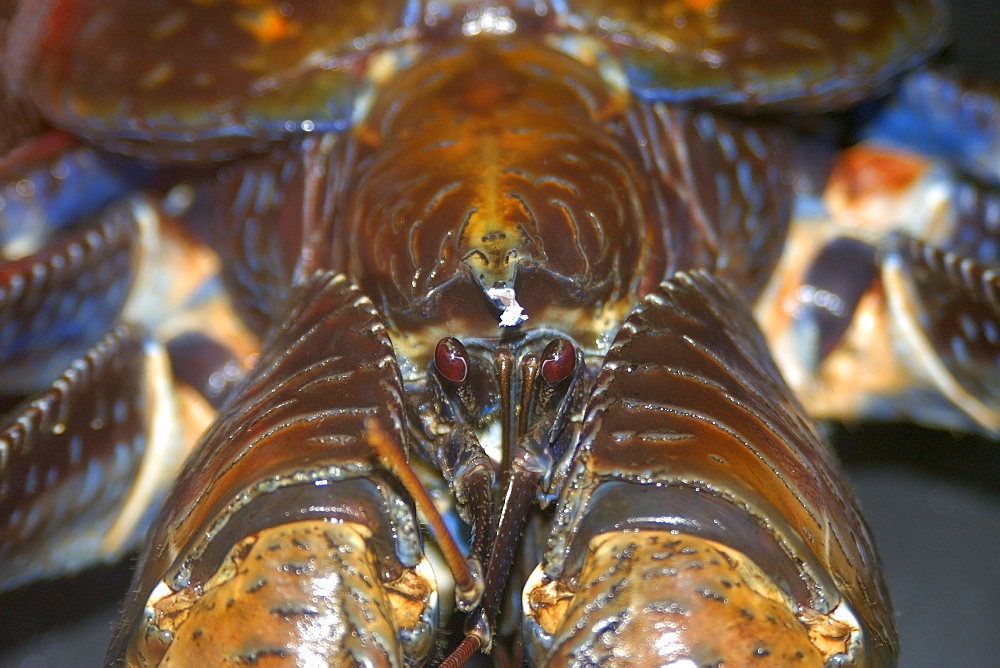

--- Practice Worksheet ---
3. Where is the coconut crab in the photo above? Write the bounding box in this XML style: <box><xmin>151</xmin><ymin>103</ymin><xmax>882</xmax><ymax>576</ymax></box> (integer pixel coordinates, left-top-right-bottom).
<box><xmin>1</xmin><ymin>0</ymin><xmax>1000</xmax><ymax>664</ymax></box>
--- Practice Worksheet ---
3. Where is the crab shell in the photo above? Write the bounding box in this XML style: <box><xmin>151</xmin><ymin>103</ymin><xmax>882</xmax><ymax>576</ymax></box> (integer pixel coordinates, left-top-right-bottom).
<box><xmin>0</xmin><ymin>1</ymin><xmax>967</xmax><ymax>665</ymax></box>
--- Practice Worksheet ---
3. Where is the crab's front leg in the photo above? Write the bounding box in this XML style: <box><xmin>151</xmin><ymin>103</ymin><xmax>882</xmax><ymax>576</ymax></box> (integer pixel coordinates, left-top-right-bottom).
<box><xmin>525</xmin><ymin>271</ymin><xmax>897</xmax><ymax>666</ymax></box>
<box><xmin>758</xmin><ymin>71</ymin><xmax>1000</xmax><ymax>436</ymax></box>
<box><xmin>107</xmin><ymin>271</ymin><xmax>489</xmax><ymax>666</ymax></box>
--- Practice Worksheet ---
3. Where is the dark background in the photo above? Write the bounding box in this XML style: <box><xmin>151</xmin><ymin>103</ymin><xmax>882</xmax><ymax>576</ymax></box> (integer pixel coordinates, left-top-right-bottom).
<box><xmin>2</xmin><ymin>1</ymin><xmax>999</xmax><ymax>666</ymax></box>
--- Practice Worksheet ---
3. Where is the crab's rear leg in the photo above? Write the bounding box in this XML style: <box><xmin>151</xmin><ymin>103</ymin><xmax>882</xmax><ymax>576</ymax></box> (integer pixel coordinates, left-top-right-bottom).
<box><xmin>0</xmin><ymin>139</ymin><xmax>232</xmax><ymax>587</ymax></box>
<box><xmin>760</xmin><ymin>73</ymin><xmax>1000</xmax><ymax>435</ymax></box>
<box><xmin>0</xmin><ymin>324</ymin><xmax>177</xmax><ymax>589</ymax></box>
<box><xmin>861</xmin><ymin>69</ymin><xmax>1000</xmax><ymax>187</ymax></box>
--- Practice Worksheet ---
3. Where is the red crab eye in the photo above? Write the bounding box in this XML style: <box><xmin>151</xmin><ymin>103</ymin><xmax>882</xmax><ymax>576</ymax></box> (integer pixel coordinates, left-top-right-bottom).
<box><xmin>435</xmin><ymin>337</ymin><xmax>469</xmax><ymax>383</ymax></box>
<box><xmin>540</xmin><ymin>338</ymin><xmax>575</xmax><ymax>384</ymax></box>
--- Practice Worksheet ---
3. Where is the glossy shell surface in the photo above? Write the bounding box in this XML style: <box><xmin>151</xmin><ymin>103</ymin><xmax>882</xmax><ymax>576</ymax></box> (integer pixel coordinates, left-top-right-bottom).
<box><xmin>1</xmin><ymin>1</ymin><xmax>999</xmax><ymax>666</ymax></box>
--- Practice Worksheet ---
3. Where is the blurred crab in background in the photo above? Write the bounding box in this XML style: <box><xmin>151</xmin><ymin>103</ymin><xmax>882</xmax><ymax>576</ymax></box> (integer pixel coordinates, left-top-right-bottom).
<box><xmin>0</xmin><ymin>0</ymin><xmax>999</xmax><ymax>666</ymax></box>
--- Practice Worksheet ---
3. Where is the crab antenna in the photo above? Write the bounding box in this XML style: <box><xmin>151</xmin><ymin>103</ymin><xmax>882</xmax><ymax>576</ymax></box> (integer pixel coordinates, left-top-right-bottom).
<box><xmin>439</xmin><ymin>635</ymin><xmax>482</xmax><ymax>668</ymax></box>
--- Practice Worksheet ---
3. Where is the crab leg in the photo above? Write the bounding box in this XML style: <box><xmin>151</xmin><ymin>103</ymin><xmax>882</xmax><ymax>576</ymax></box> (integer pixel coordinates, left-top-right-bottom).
<box><xmin>0</xmin><ymin>324</ymin><xmax>178</xmax><ymax>589</ymax></box>
<box><xmin>881</xmin><ymin>233</ymin><xmax>1000</xmax><ymax>432</ymax></box>
<box><xmin>525</xmin><ymin>270</ymin><xmax>896</xmax><ymax>665</ymax></box>
<box><xmin>760</xmin><ymin>74</ymin><xmax>1000</xmax><ymax>434</ymax></box>
<box><xmin>0</xmin><ymin>180</ymin><xmax>221</xmax><ymax>589</ymax></box>
<box><xmin>107</xmin><ymin>271</ymin><xmax>473</xmax><ymax>666</ymax></box>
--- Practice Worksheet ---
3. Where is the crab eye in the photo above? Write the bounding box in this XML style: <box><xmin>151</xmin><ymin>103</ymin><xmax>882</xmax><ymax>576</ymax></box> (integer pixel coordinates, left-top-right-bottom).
<box><xmin>435</xmin><ymin>337</ymin><xmax>469</xmax><ymax>383</ymax></box>
<box><xmin>540</xmin><ymin>338</ymin><xmax>575</xmax><ymax>384</ymax></box>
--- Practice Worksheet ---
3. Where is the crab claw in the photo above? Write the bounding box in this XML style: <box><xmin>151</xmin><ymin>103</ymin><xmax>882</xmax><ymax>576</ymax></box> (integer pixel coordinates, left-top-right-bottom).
<box><xmin>524</xmin><ymin>532</ymin><xmax>830</xmax><ymax>665</ymax></box>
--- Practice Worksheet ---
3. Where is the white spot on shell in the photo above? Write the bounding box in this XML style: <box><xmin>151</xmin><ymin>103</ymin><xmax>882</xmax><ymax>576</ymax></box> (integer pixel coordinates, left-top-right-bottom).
<box><xmin>487</xmin><ymin>286</ymin><xmax>528</xmax><ymax>327</ymax></box>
